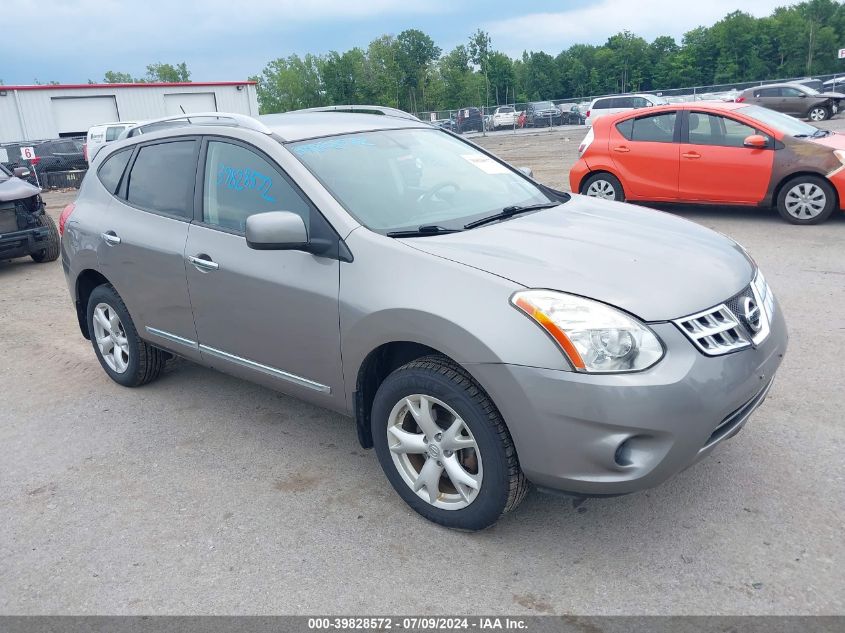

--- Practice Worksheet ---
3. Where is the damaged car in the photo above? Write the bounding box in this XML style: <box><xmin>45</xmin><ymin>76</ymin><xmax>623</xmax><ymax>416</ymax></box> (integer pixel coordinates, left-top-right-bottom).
<box><xmin>0</xmin><ymin>164</ymin><xmax>60</xmax><ymax>263</ymax></box>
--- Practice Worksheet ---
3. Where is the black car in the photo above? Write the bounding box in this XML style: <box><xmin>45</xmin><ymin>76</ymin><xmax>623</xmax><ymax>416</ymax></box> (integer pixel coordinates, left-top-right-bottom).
<box><xmin>526</xmin><ymin>101</ymin><xmax>562</xmax><ymax>127</ymax></box>
<box><xmin>0</xmin><ymin>163</ymin><xmax>59</xmax><ymax>263</ymax></box>
<box><xmin>562</xmin><ymin>104</ymin><xmax>586</xmax><ymax>125</ymax></box>
<box><xmin>455</xmin><ymin>107</ymin><xmax>483</xmax><ymax>133</ymax></box>
<box><xmin>33</xmin><ymin>139</ymin><xmax>87</xmax><ymax>174</ymax></box>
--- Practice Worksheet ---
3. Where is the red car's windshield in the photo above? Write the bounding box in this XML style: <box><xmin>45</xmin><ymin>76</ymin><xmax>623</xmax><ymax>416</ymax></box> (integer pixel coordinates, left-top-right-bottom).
<box><xmin>736</xmin><ymin>104</ymin><xmax>821</xmax><ymax>137</ymax></box>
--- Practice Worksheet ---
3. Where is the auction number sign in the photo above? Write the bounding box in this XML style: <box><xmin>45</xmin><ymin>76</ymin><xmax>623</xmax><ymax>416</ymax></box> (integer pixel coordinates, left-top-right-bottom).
<box><xmin>21</xmin><ymin>146</ymin><xmax>36</xmax><ymax>161</ymax></box>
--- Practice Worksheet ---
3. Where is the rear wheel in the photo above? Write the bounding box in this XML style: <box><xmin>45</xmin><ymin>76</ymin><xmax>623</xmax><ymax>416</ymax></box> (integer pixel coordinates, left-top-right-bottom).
<box><xmin>776</xmin><ymin>175</ymin><xmax>836</xmax><ymax>225</ymax></box>
<box><xmin>582</xmin><ymin>172</ymin><xmax>625</xmax><ymax>201</ymax></box>
<box><xmin>371</xmin><ymin>356</ymin><xmax>529</xmax><ymax>530</ymax></box>
<box><xmin>30</xmin><ymin>214</ymin><xmax>60</xmax><ymax>263</ymax></box>
<box><xmin>808</xmin><ymin>106</ymin><xmax>830</xmax><ymax>122</ymax></box>
<box><xmin>87</xmin><ymin>284</ymin><xmax>165</xmax><ymax>387</ymax></box>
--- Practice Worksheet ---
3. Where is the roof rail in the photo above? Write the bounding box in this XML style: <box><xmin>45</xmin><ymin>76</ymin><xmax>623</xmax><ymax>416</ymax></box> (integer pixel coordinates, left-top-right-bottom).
<box><xmin>293</xmin><ymin>105</ymin><xmax>421</xmax><ymax>122</ymax></box>
<box><xmin>121</xmin><ymin>112</ymin><xmax>271</xmax><ymax>139</ymax></box>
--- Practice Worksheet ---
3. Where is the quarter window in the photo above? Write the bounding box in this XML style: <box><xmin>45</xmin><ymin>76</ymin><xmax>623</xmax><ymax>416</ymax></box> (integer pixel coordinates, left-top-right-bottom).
<box><xmin>125</xmin><ymin>140</ymin><xmax>197</xmax><ymax>218</ymax></box>
<box><xmin>97</xmin><ymin>148</ymin><xmax>132</xmax><ymax>194</ymax></box>
<box><xmin>202</xmin><ymin>141</ymin><xmax>310</xmax><ymax>233</ymax></box>
<box><xmin>688</xmin><ymin>113</ymin><xmax>760</xmax><ymax>148</ymax></box>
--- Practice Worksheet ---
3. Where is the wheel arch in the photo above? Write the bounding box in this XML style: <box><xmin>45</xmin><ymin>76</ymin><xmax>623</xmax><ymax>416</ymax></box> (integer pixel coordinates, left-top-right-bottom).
<box><xmin>578</xmin><ymin>168</ymin><xmax>622</xmax><ymax>194</ymax></box>
<box><xmin>74</xmin><ymin>269</ymin><xmax>112</xmax><ymax>339</ymax></box>
<box><xmin>772</xmin><ymin>170</ymin><xmax>839</xmax><ymax>210</ymax></box>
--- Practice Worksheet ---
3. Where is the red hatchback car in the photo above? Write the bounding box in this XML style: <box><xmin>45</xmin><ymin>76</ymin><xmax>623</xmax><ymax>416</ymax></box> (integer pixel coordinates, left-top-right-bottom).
<box><xmin>569</xmin><ymin>102</ymin><xmax>845</xmax><ymax>224</ymax></box>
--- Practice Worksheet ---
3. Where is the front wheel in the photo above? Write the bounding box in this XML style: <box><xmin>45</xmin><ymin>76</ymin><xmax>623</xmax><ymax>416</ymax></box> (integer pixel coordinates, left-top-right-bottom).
<box><xmin>582</xmin><ymin>172</ymin><xmax>625</xmax><ymax>201</ymax></box>
<box><xmin>776</xmin><ymin>176</ymin><xmax>836</xmax><ymax>224</ymax></box>
<box><xmin>808</xmin><ymin>106</ymin><xmax>830</xmax><ymax>122</ymax></box>
<box><xmin>30</xmin><ymin>213</ymin><xmax>60</xmax><ymax>263</ymax></box>
<box><xmin>371</xmin><ymin>356</ymin><xmax>529</xmax><ymax>530</ymax></box>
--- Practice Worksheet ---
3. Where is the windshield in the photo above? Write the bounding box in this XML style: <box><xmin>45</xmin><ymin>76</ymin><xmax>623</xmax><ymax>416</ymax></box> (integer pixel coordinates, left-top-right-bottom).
<box><xmin>803</xmin><ymin>86</ymin><xmax>820</xmax><ymax>95</ymax></box>
<box><xmin>736</xmin><ymin>104</ymin><xmax>820</xmax><ymax>137</ymax></box>
<box><xmin>289</xmin><ymin>128</ymin><xmax>557</xmax><ymax>233</ymax></box>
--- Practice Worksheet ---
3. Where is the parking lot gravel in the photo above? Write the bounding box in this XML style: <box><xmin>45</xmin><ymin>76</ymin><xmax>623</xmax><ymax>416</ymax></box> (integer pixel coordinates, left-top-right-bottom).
<box><xmin>1</xmin><ymin>119</ymin><xmax>843</xmax><ymax>615</ymax></box>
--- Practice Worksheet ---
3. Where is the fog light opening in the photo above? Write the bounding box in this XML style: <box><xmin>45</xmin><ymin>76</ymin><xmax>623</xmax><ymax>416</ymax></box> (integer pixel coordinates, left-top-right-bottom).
<box><xmin>614</xmin><ymin>438</ymin><xmax>635</xmax><ymax>467</ymax></box>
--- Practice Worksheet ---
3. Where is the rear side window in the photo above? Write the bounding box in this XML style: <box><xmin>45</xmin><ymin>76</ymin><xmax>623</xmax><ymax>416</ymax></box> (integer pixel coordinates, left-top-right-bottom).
<box><xmin>105</xmin><ymin>126</ymin><xmax>125</xmax><ymax>142</ymax></box>
<box><xmin>755</xmin><ymin>87</ymin><xmax>778</xmax><ymax>97</ymax></box>
<box><xmin>126</xmin><ymin>140</ymin><xmax>197</xmax><ymax>218</ymax></box>
<box><xmin>202</xmin><ymin>140</ymin><xmax>310</xmax><ymax>233</ymax></box>
<box><xmin>97</xmin><ymin>149</ymin><xmax>132</xmax><ymax>194</ymax></box>
<box><xmin>593</xmin><ymin>98</ymin><xmax>613</xmax><ymax>110</ymax></box>
<box><xmin>613</xmin><ymin>97</ymin><xmax>634</xmax><ymax>108</ymax></box>
<box><xmin>626</xmin><ymin>112</ymin><xmax>677</xmax><ymax>142</ymax></box>
<box><xmin>615</xmin><ymin>118</ymin><xmax>634</xmax><ymax>139</ymax></box>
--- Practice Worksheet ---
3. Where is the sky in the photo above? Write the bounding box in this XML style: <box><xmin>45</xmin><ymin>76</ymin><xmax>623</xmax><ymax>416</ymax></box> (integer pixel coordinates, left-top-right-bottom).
<box><xmin>2</xmin><ymin>0</ymin><xmax>788</xmax><ymax>86</ymax></box>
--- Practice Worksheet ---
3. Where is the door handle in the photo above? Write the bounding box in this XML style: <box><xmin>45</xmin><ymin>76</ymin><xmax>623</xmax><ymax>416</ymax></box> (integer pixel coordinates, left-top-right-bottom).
<box><xmin>682</xmin><ymin>151</ymin><xmax>701</xmax><ymax>159</ymax></box>
<box><xmin>101</xmin><ymin>231</ymin><xmax>121</xmax><ymax>245</ymax></box>
<box><xmin>613</xmin><ymin>146</ymin><xmax>631</xmax><ymax>153</ymax></box>
<box><xmin>187</xmin><ymin>255</ymin><xmax>219</xmax><ymax>272</ymax></box>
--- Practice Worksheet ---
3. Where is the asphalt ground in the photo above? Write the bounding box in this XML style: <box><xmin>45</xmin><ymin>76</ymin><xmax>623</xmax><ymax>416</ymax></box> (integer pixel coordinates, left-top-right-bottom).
<box><xmin>1</xmin><ymin>118</ymin><xmax>843</xmax><ymax>615</ymax></box>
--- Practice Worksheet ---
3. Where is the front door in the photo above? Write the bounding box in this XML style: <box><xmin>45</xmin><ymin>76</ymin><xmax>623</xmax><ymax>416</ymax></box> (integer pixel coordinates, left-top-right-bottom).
<box><xmin>183</xmin><ymin>138</ymin><xmax>344</xmax><ymax>409</ymax></box>
<box><xmin>96</xmin><ymin>139</ymin><xmax>200</xmax><ymax>359</ymax></box>
<box><xmin>609</xmin><ymin>110</ymin><xmax>680</xmax><ymax>200</ymax></box>
<box><xmin>678</xmin><ymin>111</ymin><xmax>774</xmax><ymax>204</ymax></box>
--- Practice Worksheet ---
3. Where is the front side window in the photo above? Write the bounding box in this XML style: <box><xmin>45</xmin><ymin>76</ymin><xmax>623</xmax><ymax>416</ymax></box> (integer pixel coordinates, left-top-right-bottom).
<box><xmin>97</xmin><ymin>148</ymin><xmax>132</xmax><ymax>194</ymax></box>
<box><xmin>289</xmin><ymin>128</ymin><xmax>557</xmax><ymax>233</ymax></box>
<box><xmin>105</xmin><ymin>126</ymin><xmax>125</xmax><ymax>142</ymax></box>
<box><xmin>125</xmin><ymin>140</ymin><xmax>197</xmax><ymax>218</ymax></box>
<box><xmin>780</xmin><ymin>87</ymin><xmax>804</xmax><ymax>98</ymax></box>
<box><xmin>688</xmin><ymin>113</ymin><xmax>758</xmax><ymax>148</ymax></box>
<box><xmin>202</xmin><ymin>141</ymin><xmax>310</xmax><ymax>233</ymax></box>
<box><xmin>631</xmin><ymin>97</ymin><xmax>649</xmax><ymax>108</ymax></box>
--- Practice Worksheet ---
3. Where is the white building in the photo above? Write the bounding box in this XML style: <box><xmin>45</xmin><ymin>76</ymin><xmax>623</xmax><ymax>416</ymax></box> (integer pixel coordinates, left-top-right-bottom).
<box><xmin>0</xmin><ymin>81</ymin><xmax>259</xmax><ymax>143</ymax></box>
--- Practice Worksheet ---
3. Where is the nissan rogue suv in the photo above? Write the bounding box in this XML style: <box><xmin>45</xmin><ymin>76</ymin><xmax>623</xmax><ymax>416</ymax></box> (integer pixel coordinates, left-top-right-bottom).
<box><xmin>60</xmin><ymin>109</ymin><xmax>787</xmax><ymax>530</ymax></box>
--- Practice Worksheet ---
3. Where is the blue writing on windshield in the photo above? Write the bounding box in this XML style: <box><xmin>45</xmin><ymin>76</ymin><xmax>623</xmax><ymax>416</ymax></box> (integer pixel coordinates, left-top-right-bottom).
<box><xmin>293</xmin><ymin>137</ymin><xmax>375</xmax><ymax>156</ymax></box>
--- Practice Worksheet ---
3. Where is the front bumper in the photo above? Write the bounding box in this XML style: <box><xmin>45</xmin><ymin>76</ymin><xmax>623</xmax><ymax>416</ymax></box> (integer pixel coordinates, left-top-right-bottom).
<box><xmin>469</xmin><ymin>301</ymin><xmax>788</xmax><ymax>495</ymax></box>
<box><xmin>0</xmin><ymin>226</ymin><xmax>51</xmax><ymax>260</ymax></box>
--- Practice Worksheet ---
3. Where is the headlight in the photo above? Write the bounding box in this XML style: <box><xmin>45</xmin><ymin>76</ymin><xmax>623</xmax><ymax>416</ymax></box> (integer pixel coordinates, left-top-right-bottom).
<box><xmin>511</xmin><ymin>290</ymin><xmax>664</xmax><ymax>373</ymax></box>
<box><xmin>752</xmin><ymin>268</ymin><xmax>775</xmax><ymax>320</ymax></box>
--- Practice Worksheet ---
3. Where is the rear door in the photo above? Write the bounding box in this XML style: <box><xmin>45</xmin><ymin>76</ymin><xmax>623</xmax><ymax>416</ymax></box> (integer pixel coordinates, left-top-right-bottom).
<box><xmin>609</xmin><ymin>110</ymin><xmax>680</xmax><ymax>200</ymax></box>
<box><xmin>95</xmin><ymin>138</ymin><xmax>201</xmax><ymax>359</ymax></box>
<box><xmin>678</xmin><ymin>111</ymin><xmax>774</xmax><ymax>204</ymax></box>
<box><xmin>750</xmin><ymin>87</ymin><xmax>780</xmax><ymax>111</ymax></box>
<box><xmin>183</xmin><ymin>137</ymin><xmax>344</xmax><ymax>409</ymax></box>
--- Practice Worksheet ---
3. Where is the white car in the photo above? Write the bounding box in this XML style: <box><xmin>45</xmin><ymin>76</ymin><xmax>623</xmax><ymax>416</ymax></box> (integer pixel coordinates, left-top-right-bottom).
<box><xmin>84</xmin><ymin>121</ymin><xmax>138</xmax><ymax>164</ymax></box>
<box><xmin>490</xmin><ymin>106</ymin><xmax>518</xmax><ymax>129</ymax></box>
<box><xmin>584</xmin><ymin>93</ymin><xmax>667</xmax><ymax>127</ymax></box>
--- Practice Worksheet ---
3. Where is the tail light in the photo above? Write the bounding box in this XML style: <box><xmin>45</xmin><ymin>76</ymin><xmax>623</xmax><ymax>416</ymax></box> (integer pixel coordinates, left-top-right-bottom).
<box><xmin>29</xmin><ymin>156</ymin><xmax>41</xmax><ymax>166</ymax></box>
<box><xmin>578</xmin><ymin>128</ymin><xmax>595</xmax><ymax>156</ymax></box>
<box><xmin>585</xmin><ymin>110</ymin><xmax>591</xmax><ymax>119</ymax></box>
<box><xmin>735</xmin><ymin>96</ymin><xmax>745</xmax><ymax>103</ymax></box>
<box><xmin>59</xmin><ymin>202</ymin><xmax>76</xmax><ymax>236</ymax></box>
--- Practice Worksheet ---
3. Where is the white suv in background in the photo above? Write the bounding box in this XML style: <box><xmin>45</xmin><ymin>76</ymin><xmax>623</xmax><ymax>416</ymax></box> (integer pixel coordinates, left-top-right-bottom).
<box><xmin>584</xmin><ymin>93</ymin><xmax>667</xmax><ymax>127</ymax></box>
<box><xmin>84</xmin><ymin>121</ymin><xmax>138</xmax><ymax>164</ymax></box>
<box><xmin>490</xmin><ymin>106</ymin><xmax>518</xmax><ymax>129</ymax></box>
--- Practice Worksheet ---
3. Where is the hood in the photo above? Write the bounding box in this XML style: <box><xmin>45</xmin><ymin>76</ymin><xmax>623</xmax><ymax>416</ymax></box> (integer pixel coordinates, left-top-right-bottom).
<box><xmin>0</xmin><ymin>176</ymin><xmax>41</xmax><ymax>203</ymax></box>
<box><xmin>807</xmin><ymin>131</ymin><xmax>845</xmax><ymax>150</ymax></box>
<box><xmin>402</xmin><ymin>196</ymin><xmax>754</xmax><ymax>321</ymax></box>
<box><xmin>819</xmin><ymin>91</ymin><xmax>845</xmax><ymax>99</ymax></box>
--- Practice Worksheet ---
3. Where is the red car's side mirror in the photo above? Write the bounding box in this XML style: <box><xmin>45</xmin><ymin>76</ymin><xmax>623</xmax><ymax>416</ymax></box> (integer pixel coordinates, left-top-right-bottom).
<box><xmin>743</xmin><ymin>134</ymin><xmax>768</xmax><ymax>149</ymax></box>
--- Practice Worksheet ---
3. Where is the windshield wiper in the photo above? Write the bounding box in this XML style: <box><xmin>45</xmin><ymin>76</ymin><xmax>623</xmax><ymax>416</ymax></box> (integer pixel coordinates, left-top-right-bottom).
<box><xmin>386</xmin><ymin>225</ymin><xmax>462</xmax><ymax>238</ymax></box>
<box><xmin>463</xmin><ymin>202</ymin><xmax>559</xmax><ymax>229</ymax></box>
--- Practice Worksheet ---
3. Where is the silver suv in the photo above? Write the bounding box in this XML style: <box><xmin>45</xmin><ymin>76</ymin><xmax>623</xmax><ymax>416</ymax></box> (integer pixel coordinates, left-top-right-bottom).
<box><xmin>60</xmin><ymin>109</ymin><xmax>787</xmax><ymax>530</ymax></box>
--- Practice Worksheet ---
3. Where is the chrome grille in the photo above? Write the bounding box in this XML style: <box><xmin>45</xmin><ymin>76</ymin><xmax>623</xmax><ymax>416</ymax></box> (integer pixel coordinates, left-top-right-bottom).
<box><xmin>674</xmin><ymin>303</ymin><xmax>751</xmax><ymax>356</ymax></box>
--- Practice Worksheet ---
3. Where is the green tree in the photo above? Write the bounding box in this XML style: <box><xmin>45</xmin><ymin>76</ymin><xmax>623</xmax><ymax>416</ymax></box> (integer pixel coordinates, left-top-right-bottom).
<box><xmin>145</xmin><ymin>62</ymin><xmax>190</xmax><ymax>83</ymax></box>
<box><xmin>396</xmin><ymin>29</ymin><xmax>441</xmax><ymax>112</ymax></box>
<box><xmin>103</xmin><ymin>70</ymin><xmax>136</xmax><ymax>83</ymax></box>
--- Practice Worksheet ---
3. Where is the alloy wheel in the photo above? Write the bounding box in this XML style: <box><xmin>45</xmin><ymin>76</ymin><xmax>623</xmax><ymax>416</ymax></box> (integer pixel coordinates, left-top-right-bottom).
<box><xmin>586</xmin><ymin>179</ymin><xmax>617</xmax><ymax>199</ymax></box>
<box><xmin>784</xmin><ymin>182</ymin><xmax>827</xmax><ymax>219</ymax></box>
<box><xmin>809</xmin><ymin>107</ymin><xmax>827</xmax><ymax>121</ymax></box>
<box><xmin>386</xmin><ymin>394</ymin><xmax>483</xmax><ymax>510</ymax></box>
<box><xmin>92</xmin><ymin>302</ymin><xmax>130</xmax><ymax>373</ymax></box>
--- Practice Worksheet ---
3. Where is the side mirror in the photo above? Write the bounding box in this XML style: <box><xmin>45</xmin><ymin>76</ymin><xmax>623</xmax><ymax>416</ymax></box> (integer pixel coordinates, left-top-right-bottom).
<box><xmin>743</xmin><ymin>134</ymin><xmax>768</xmax><ymax>149</ymax></box>
<box><xmin>517</xmin><ymin>166</ymin><xmax>534</xmax><ymax>178</ymax></box>
<box><xmin>246</xmin><ymin>211</ymin><xmax>308</xmax><ymax>251</ymax></box>
<box><xmin>13</xmin><ymin>167</ymin><xmax>31</xmax><ymax>178</ymax></box>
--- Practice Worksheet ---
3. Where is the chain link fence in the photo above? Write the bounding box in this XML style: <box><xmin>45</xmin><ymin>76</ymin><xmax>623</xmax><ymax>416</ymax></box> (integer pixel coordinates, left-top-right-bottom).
<box><xmin>417</xmin><ymin>72</ymin><xmax>845</xmax><ymax>135</ymax></box>
<box><xmin>1</xmin><ymin>137</ymin><xmax>88</xmax><ymax>189</ymax></box>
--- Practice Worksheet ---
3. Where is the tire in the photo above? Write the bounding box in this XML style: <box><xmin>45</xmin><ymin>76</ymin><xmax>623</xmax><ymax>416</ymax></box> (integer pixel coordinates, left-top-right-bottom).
<box><xmin>371</xmin><ymin>355</ymin><xmax>529</xmax><ymax>530</ymax></box>
<box><xmin>581</xmin><ymin>172</ymin><xmax>625</xmax><ymax>201</ymax></box>
<box><xmin>30</xmin><ymin>213</ymin><xmax>60</xmax><ymax>263</ymax></box>
<box><xmin>86</xmin><ymin>284</ymin><xmax>165</xmax><ymax>387</ymax></box>
<box><xmin>808</xmin><ymin>106</ymin><xmax>830</xmax><ymax>122</ymax></box>
<box><xmin>776</xmin><ymin>175</ymin><xmax>837</xmax><ymax>225</ymax></box>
